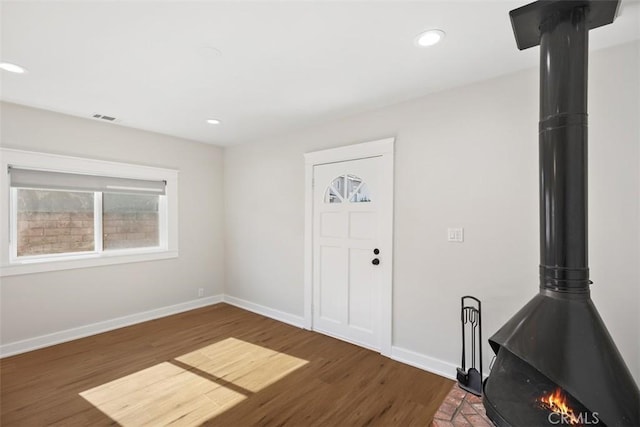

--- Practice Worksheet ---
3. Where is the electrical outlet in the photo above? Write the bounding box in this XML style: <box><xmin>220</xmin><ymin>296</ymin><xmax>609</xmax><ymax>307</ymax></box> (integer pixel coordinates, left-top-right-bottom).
<box><xmin>198</xmin><ymin>288</ymin><xmax>204</xmax><ymax>298</ymax></box>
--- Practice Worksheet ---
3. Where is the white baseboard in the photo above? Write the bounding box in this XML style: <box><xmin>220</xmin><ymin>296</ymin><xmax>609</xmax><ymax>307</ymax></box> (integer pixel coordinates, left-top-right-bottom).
<box><xmin>223</xmin><ymin>295</ymin><xmax>305</xmax><ymax>328</ymax></box>
<box><xmin>1</xmin><ymin>293</ymin><xmax>469</xmax><ymax>386</ymax></box>
<box><xmin>222</xmin><ymin>297</ymin><xmax>461</xmax><ymax>382</ymax></box>
<box><xmin>391</xmin><ymin>345</ymin><xmax>458</xmax><ymax>381</ymax></box>
<box><xmin>0</xmin><ymin>295</ymin><xmax>224</xmax><ymax>358</ymax></box>
<box><xmin>221</xmin><ymin>296</ymin><xmax>462</xmax><ymax>382</ymax></box>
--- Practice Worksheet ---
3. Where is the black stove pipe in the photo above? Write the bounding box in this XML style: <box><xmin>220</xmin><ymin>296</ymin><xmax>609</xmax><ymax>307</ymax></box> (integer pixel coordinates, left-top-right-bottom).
<box><xmin>483</xmin><ymin>1</ymin><xmax>640</xmax><ymax>426</ymax></box>
<box><xmin>539</xmin><ymin>6</ymin><xmax>591</xmax><ymax>294</ymax></box>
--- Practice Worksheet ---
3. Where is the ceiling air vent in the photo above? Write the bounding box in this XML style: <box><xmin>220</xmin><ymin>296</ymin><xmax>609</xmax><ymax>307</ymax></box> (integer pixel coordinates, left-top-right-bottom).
<box><xmin>92</xmin><ymin>113</ymin><xmax>117</xmax><ymax>122</ymax></box>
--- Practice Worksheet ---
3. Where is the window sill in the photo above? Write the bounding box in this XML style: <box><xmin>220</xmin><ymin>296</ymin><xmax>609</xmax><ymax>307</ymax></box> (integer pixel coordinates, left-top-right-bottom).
<box><xmin>0</xmin><ymin>249</ymin><xmax>179</xmax><ymax>277</ymax></box>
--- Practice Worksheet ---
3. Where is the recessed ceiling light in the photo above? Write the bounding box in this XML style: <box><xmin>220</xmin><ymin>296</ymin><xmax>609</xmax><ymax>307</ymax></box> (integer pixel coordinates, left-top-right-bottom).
<box><xmin>0</xmin><ymin>62</ymin><xmax>27</xmax><ymax>74</ymax></box>
<box><xmin>206</xmin><ymin>119</ymin><xmax>221</xmax><ymax>125</ymax></box>
<box><xmin>415</xmin><ymin>29</ymin><xmax>446</xmax><ymax>47</ymax></box>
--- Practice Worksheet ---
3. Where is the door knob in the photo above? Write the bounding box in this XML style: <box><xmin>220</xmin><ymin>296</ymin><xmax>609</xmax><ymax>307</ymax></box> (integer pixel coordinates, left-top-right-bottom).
<box><xmin>373</xmin><ymin>248</ymin><xmax>380</xmax><ymax>255</ymax></box>
<box><xmin>372</xmin><ymin>258</ymin><xmax>380</xmax><ymax>265</ymax></box>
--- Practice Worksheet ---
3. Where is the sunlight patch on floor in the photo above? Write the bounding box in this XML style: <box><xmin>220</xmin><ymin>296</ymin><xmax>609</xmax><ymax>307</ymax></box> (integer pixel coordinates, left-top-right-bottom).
<box><xmin>80</xmin><ymin>337</ymin><xmax>308</xmax><ymax>426</ymax></box>
<box><xmin>176</xmin><ymin>337</ymin><xmax>309</xmax><ymax>393</ymax></box>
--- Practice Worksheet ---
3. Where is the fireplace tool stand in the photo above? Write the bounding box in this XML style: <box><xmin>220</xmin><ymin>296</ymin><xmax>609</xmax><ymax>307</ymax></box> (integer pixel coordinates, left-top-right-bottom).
<box><xmin>456</xmin><ymin>296</ymin><xmax>483</xmax><ymax>396</ymax></box>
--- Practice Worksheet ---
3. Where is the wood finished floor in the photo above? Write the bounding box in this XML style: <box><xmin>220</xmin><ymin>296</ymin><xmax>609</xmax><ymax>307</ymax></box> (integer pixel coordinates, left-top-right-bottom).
<box><xmin>0</xmin><ymin>304</ymin><xmax>452</xmax><ymax>426</ymax></box>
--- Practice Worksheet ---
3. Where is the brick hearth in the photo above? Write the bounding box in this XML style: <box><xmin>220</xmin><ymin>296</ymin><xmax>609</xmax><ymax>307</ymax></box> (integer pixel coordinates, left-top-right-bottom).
<box><xmin>431</xmin><ymin>383</ymin><xmax>493</xmax><ymax>427</ymax></box>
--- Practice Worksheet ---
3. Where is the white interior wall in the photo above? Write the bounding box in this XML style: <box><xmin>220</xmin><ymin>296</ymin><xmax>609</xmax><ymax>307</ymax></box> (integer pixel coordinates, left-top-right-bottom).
<box><xmin>0</xmin><ymin>41</ymin><xmax>637</xmax><ymax>385</ymax></box>
<box><xmin>0</xmin><ymin>102</ymin><xmax>225</xmax><ymax>346</ymax></box>
<box><xmin>588</xmin><ymin>41</ymin><xmax>640</xmax><ymax>384</ymax></box>
<box><xmin>224</xmin><ymin>41</ymin><xmax>640</xmax><ymax>382</ymax></box>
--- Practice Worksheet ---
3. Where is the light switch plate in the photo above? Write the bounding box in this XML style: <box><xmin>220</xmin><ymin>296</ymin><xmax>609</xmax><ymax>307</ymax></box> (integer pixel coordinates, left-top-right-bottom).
<box><xmin>448</xmin><ymin>228</ymin><xmax>464</xmax><ymax>242</ymax></box>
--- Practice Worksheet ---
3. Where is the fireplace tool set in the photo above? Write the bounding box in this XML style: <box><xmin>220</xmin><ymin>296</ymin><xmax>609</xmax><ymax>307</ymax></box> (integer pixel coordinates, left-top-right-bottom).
<box><xmin>456</xmin><ymin>296</ymin><xmax>483</xmax><ymax>396</ymax></box>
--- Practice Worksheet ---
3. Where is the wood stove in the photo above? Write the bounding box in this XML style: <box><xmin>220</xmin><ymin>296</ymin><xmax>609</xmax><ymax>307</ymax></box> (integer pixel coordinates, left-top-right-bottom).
<box><xmin>483</xmin><ymin>1</ymin><xmax>640</xmax><ymax>426</ymax></box>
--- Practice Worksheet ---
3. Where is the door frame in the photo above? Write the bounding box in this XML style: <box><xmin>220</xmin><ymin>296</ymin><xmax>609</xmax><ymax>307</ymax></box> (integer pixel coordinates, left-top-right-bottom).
<box><xmin>303</xmin><ymin>137</ymin><xmax>394</xmax><ymax>357</ymax></box>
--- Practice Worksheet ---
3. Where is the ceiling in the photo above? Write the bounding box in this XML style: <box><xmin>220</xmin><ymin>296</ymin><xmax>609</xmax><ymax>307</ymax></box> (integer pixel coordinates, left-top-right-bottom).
<box><xmin>1</xmin><ymin>1</ymin><xmax>639</xmax><ymax>146</ymax></box>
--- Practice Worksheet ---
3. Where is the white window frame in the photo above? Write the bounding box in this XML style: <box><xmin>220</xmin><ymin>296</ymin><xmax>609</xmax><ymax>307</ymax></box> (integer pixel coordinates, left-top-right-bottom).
<box><xmin>0</xmin><ymin>148</ymin><xmax>179</xmax><ymax>277</ymax></box>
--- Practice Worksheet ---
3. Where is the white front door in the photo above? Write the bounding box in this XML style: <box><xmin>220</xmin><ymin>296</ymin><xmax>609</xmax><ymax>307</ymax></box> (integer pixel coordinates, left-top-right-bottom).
<box><xmin>312</xmin><ymin>156</ymin><xmax>388</xmax><ymax>351</ymax></box>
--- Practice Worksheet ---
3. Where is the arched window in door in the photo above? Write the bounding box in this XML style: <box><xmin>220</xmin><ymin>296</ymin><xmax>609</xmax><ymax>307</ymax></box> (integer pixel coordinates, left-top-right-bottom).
<box><xmin>324</xmin><ymin>174</ymin><xmax>371</xmax><ymax>204</ymax></box>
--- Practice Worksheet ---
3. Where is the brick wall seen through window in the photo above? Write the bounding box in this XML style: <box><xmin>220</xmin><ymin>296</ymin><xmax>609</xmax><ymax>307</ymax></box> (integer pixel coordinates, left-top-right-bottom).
<box><xmin>17</xmin><ymin>189</ymin><xmax>159</xmax><ymax>256</ymax></box>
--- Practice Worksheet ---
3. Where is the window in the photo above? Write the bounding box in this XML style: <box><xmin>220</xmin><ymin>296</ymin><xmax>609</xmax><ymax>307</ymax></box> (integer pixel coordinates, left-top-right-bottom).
<box><xmin>1</xmin><ymin>149</ymin><xmax>178</xmax><ymax>276</ymax></box>
<box><xmin>11</xmin><ymin>168</ymin><xmax>164</xmax><ymax>258</ymax></box>
<box><xmin>103</xmin><ymin>193</ymin><xmax>159</xmax><ymax>250</ymax></box>
<box><xmin>324</xmin><ymin>174</ymin><xmax>371</xmax><ymax>204</ymax></box>
<box><xmin>17</xmin><ymin>188</ymin><xmax>96</xmax><ymax>256</ymax></box>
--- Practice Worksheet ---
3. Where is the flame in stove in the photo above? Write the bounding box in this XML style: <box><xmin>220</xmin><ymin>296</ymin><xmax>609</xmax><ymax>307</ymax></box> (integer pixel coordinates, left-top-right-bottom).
<box><xmin>538</xmin><ymin>388</ymin><xmax>582</xmax><ymax>425</ymax></box>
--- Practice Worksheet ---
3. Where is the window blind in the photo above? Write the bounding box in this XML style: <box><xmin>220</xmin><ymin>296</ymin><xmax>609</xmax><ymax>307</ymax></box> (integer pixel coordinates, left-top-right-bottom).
<box><xmin>8</xmin><ymin>167</ymin><xmax>166</xmax><ymax>195</ymax></box>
